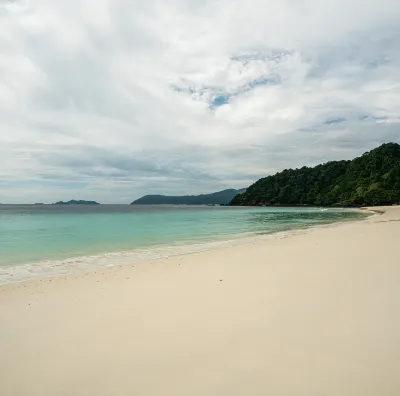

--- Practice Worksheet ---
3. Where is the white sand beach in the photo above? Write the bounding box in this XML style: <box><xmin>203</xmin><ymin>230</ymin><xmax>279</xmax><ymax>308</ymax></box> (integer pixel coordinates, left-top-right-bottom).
<box><xmin>1</xmin><ymin>206</ymin><xmax>399</xmax><ymax>396</ymax></box>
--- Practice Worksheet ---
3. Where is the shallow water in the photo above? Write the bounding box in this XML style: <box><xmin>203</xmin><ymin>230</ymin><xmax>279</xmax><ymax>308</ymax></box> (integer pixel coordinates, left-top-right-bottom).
<box><xmin>0</xmin><ymin>205</ymin><xmax>368</xmax><ymax>284</ymax></box>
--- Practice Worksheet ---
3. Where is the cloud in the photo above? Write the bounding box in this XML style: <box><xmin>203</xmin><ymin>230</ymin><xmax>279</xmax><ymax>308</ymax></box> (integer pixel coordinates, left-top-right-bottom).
<box><xmin>324</xmin><ymin>117</ymin><xmax>347</xmax><ymax>125</ymax></box>
<box><xmin>0</xmin><ymin>0</ymin><xmax>399</xmax><ymax>203</ymax></box>
<box><xmin>171</xmin><ymin>53</ymin><xmax>282</xmax><ymax>108</ymax></box>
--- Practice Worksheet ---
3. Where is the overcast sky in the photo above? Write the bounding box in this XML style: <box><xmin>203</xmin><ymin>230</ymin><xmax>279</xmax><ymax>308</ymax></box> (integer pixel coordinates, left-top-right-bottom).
<box><xmin>1</xmin><ymin>0</ymin><xmax>399</xmax><ymax>203</ymax></box>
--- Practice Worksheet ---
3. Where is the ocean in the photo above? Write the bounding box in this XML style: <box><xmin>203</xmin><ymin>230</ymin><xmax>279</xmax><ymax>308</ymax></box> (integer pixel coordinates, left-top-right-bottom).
<box><xmin>0</xmin><ymin>205</ymin><xmax>369</xmax><ymax>284</ymax></box>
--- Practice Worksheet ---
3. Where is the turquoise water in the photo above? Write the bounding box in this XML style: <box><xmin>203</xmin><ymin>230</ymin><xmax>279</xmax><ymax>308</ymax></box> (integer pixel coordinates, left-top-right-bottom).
<box><xmin>0</xmin><ymin>205</ymin><xmax>369</xmax><ymax>284</ymax></box>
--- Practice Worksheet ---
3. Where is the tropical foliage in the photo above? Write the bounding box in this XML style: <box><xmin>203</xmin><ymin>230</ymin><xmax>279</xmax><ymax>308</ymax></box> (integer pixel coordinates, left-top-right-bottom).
<box><xmin>230</xmin><ymin>143</ymin><xmax>400</xmax><ymax>206</ymax></box>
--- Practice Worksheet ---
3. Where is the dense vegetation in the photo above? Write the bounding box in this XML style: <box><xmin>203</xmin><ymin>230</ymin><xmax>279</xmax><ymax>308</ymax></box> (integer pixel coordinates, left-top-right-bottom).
<box><xmin>132</xmin><ymin>189</ymin><xmax>246</xmax><ymax>205</ymax></box>
<box><xmin>230</xmin><ymin>143</ymin><xmax>400</xmax><ymax>207</ymax></box>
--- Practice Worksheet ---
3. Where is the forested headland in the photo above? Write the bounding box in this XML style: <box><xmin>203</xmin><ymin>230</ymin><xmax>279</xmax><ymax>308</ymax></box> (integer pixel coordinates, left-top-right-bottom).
<box><xmin>230</xmin><ymin>143</ymin><xmax>400</xmax><ymax>207</ymax></box>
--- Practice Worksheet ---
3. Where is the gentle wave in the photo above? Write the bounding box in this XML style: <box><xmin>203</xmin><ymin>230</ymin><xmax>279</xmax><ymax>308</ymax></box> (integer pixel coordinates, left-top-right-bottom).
<box><xmin>0</xmin><ymin>232</ymin><xmax>272</xmax><ymax>284</ymax></box>
<box><xmin>0</xmin><ymin>215</ymin><xmax>368</xmax><ymax>285</ymax></box>
<box><xmin>0</xmin><ymin>206</ymin><xmax>371</xmax><ymax>285</ymax></box>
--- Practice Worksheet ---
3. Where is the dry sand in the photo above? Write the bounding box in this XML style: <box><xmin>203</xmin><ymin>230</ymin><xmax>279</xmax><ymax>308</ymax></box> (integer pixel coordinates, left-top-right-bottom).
<box><xmin>1</xmin><ymin>206</ymin><xmax>399</xmax><ymax>396</ymax></box>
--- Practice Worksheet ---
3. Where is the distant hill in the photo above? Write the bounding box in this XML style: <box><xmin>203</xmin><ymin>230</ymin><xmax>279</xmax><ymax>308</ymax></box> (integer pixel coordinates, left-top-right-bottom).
<box><xmin>230</xmin><ymin>142</ymin><xmax>400</xmax><ymax>207</ymax></box>
<box><xmin>132</xmin><ymin>189</ymin><xmax>246</xmax><ymax>205</ymax></box>
<box><xmin>54</xmin><ymin>200</ymin><xmax>100</xmax><ymax>205</ymax></box>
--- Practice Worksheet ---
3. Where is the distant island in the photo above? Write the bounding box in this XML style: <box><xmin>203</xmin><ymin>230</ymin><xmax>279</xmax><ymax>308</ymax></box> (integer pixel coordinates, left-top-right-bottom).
<box><xmin>54</xmin><ymin>200</ymin><xmax>100</xmax><ymax>205</ymax></box>
<box><xmin>132</xmin><ymin>189</ymin><xmax>246</xmax><ymax>205</ymax></box>
<box><xmin>230</xmin><ymin>142</ymin><xmax>400</xmax><ymax>207</ymax></box>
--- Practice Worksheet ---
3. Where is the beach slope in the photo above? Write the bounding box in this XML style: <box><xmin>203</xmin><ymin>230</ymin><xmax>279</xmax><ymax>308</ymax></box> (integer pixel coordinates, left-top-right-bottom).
<box><xmin>1</xmin><ymin>206</ymin><xmax>399</xmax><ymax>396</ymax></box>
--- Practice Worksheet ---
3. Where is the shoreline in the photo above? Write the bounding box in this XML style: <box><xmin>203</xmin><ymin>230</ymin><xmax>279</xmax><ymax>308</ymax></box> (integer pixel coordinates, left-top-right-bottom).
<box><xmin>0</xmin><ymin>207</ymin><xmax>370</xmax><ymax>286</ymax></box>
<box><xmin>1</xmin><ymin>206</ymin><xmax>399</xmax><ymax>395</ymax></box>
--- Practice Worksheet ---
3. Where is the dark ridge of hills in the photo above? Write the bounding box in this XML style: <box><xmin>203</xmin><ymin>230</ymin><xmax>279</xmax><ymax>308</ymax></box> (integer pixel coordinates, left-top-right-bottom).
<box><xmin>53</xmin><ymin>200</ymin><xmax>100</xmax><ymax>205</ymax></box>
<box><xmin>132</xmin><ymin>189</ymin><xmax>246</xmax><ymax>205</ymax></box>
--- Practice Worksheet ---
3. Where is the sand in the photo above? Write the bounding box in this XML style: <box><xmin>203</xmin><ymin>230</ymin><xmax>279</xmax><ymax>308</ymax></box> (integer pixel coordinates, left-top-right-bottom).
<box><xmin>1</xmin><ymin>206</ymin><xmax>399</xmax><ymax>396</ymax></box>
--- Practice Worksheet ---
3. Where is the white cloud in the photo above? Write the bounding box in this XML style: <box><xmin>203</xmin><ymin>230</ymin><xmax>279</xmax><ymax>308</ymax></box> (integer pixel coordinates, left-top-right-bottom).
<box><xmin>0</xmin><ymin>0</ymin><xmax>399</xmax><ymax>203</ymax></box>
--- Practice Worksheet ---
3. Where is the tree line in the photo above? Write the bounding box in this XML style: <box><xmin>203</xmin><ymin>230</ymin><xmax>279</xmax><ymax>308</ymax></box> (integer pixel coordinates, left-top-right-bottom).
<box><xmin>230</xmin><ymin>143</ymin><xmax>400</xmax><ymax>207</ymax></box>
